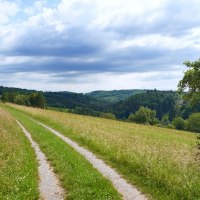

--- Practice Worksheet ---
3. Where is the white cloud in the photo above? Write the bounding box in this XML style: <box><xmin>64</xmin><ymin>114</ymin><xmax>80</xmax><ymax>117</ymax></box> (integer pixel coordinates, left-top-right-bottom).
<box><xmin>0</xmin><ymin>1</ymin><xmax>19</xmax><ymax>24</ymax></box>
<box><xmin>0</xmin><ymin>0</ymin><xmax>200</xmax><ymax>91</ymax></box>
<box><xmin>0</xmin><ymin>70</ymin><xmax>183</xmax><ymax>93</ymax></box>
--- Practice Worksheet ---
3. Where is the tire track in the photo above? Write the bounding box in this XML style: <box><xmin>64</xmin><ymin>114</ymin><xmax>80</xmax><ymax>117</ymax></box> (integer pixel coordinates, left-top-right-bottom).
<box><xmin>17</xmin><ymin>120</ymin><xmax>65</xmax><ymax>200</ymax></box>
<box><xmin>35</xmin><ymin>120</ymin><xmax>147</xmax><ymax>200</ymax></box>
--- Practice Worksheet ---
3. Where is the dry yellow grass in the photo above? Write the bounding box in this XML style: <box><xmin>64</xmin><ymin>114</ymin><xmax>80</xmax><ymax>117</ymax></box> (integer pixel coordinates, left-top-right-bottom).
<box><xmin>4</xmin><ymin>103</ymin><xmax>200</xmax><ymax>200</ymax></box>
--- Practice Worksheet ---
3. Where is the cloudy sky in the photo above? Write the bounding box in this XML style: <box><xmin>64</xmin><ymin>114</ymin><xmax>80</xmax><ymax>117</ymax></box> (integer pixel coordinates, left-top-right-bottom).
<box><xmin>0</xmin><ymin>0</ymin><xmax>200</xmax><ymax>92</ymax></box>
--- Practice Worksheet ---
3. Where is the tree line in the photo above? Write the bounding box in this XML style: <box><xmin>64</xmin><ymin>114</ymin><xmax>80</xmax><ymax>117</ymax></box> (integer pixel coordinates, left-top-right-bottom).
<box><xmin>1</xmin><ymin>88</ymin><xmax>199</xmax><ymax>133</ymax></box>
<box><xmin>1</xmin><ymin>92</ymin><xmax>45</xmax><ymax>109</ymax></box>
<box><xmin>125</xmin><ymin>105</ymin><xmax>200</xmax><ymax>133</ymax></box>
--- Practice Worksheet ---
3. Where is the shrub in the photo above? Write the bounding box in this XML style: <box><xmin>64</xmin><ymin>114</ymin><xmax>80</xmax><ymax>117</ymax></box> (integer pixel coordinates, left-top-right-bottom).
<box><xmin>161</xmin><ymin>115</ymin><xmax>170</xmax><ymax>126</ymax></box>
<box><xmin>186</xmin><ymin>113</ymin><xmax>200</xmax><ymax>133</ymax></box>
<box><xmin>172</xmin><ymin>117</ymin><xmax>186</xmax><ymax>130</ymax></box>
<box><xmin>167</xmin><ymin>124</ymin><xmax>175</xmax><ymax>129</ymax></box>
<box><xmin>129</xmin><ymin>106</ymin><xmax>158</xmax><ymax>125</ymax></box>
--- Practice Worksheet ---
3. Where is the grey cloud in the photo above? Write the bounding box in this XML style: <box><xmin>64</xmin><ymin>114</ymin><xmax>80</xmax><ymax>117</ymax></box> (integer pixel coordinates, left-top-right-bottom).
<box><xmin>1</xmin><ymin>39</ymin><xmax>199</xmax><ymax>77</ymax></box>
<box><xmin>1</xmin><ymin>0</ymin><xmax>200</xmax><ymax>92</ymax></box>
<box><xmin>3</xmin><ymin>25</ymin><xmax>104</xmax><ymax>57</ymax></box>
<box><xmin>106</xmin><ymin>0</ymin><xmax>200</xmax><ymax>38</ymax></box>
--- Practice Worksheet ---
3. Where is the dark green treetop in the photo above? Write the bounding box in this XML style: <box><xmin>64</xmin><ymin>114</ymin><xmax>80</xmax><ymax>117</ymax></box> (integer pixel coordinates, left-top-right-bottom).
<box><xmin>178</xmin><ymin>59</ymin><xmax>200</xmax><ymax>104</ymax></box>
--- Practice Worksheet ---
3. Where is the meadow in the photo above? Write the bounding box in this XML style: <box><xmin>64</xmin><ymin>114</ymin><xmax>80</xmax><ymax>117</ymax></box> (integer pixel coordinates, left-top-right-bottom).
<box><xmin>0</xmin><ymin>108</ymin><xmax>39</xmax><ymax>199</ymax></box>
<box><xmin>1</xmin><ymin>104</ymin><xmax>121</xmax><ymax>200</ymax></box>
<box><xmin>3</xmin><ymin>103</ymin><xmax>200</xmax><ymax>200</ymax></box>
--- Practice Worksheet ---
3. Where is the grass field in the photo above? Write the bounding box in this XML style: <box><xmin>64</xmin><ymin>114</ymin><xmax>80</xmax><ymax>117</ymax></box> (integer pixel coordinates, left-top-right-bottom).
<box><xmin>0</xmin><ymin>108</ymin><xmax>39</xmax><ymax>199</ymax></box>
<box><xmin>2</xmin><ymin>105</ymin><xmax>121</xmax><ymax>200</ymax></box>
<box><xmin>1</xmin><ymin>103</ymin><xmax>200</xmax><ymax>200</ymax></box>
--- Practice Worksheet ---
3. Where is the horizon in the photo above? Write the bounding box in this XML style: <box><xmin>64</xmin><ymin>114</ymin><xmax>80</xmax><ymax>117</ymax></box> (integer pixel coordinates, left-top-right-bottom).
<box><xmin>0</xmin><ymin>84</ymin><xmax>179</xmax><ymax>93</ymax></box>
<box><xmin>0</xmin><ymin>85</ymin><xmax>178</xmax><ymax>94</ymax></box>
<box><xmin>1</xmin><ymin>0</ymin><xmax>200</xmax><ymax>92</ymax></box>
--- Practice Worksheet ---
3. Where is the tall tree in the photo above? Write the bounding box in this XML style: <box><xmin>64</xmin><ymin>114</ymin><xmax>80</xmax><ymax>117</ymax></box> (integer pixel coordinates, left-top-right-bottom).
<box><xmin>178</xmin><ymin>59</ymin><xmax>200</xmax><ymax>104</ymax></box>
<box><xmin>29</xmin><ymin>92</ymin><xmax>45</xmax><ymax>108</ymax></box>
<box><xmin>178</xmin><ymin>58</ymin><xmax>200</xmax><ymax>160</ymax></box>
<box><xmin>1</xmin><ymin>92</ymin><xmax>9</xmax><ymax>102</ymax></box>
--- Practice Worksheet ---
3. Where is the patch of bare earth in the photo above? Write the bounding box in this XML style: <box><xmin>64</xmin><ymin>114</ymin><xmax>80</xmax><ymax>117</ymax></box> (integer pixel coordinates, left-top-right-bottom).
<box><xmin>17</xmin><ymin>121</ymin><xmax>65</xmax><ymax>200</ymax></box>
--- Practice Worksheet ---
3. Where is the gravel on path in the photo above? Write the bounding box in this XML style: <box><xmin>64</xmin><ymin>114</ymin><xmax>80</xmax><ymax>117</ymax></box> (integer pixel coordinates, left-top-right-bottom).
<box><xmin>36</xmin><ymin>120</ymin><xmax>148</xmax><ymax>200</ymax></box>
<box><xmin>17</xmin><ymin>120</ymin><xmax>65</xmax><ymax>200</ymax></box>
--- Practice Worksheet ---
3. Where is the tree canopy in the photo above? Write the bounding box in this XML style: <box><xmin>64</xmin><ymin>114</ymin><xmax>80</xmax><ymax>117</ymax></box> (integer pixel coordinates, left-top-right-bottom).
<box><xmin>178</xmin><ymin>59</ymin><xmax>200</xmax><ymax>104</ymax></box>
<box><xmin>1</xmin><ymin>91</ymin><xmax>45</xmax><ymax>109</ymax></box>
<box><xmin>113</xmin><ymin>90</ymin><xmax>179</xmax><ymax>120</ymax></box>
<box><xmin>129</xmin><ymin>106</ymin><xmax>158</xmax><ymax>125</ymax></box>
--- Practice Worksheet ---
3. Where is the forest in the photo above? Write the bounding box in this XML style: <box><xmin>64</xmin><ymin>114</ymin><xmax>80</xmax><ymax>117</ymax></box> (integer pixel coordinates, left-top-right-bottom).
<box><xmin>0</xmin><ymin>86</ymin><xmax>199</xmax><ymax>133</ymax></box>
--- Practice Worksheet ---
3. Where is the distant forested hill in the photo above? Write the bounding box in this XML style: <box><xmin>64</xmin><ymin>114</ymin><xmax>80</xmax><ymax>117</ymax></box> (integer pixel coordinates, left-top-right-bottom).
<box><xmin>44</xmin><ymin>91</ymin><xmax>109</xmax><ymax>111</ymax></box>
<box><xmin>0</xmin><ymin>86</ymin><xmax>109</xmax><ymax>112</ymax></box>
<box><xmin>86</xmin><ymin>89</ymin><xmax>146</xmax><ymax>103</ymax></box>
<box><xmin>1</xmin><ymin>86</ymin><xmax>199</xmax><ymax>122</ymax></box>
<box><xmin>0</xmin><ymin>86</ymin><xmax>35</xmax><ymax>94</ymax></box>
<box><xmin>112</xmin><ymin>90</ymin><xmax>180</xmax><ymax>120</ymax></box>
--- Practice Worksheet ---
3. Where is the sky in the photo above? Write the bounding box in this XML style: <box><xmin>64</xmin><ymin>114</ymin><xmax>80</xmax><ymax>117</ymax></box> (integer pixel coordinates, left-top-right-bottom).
<box><xmin>0</xmin><ymin>0</ymin><xmax>200</xmax><ymax>92</ymax></box>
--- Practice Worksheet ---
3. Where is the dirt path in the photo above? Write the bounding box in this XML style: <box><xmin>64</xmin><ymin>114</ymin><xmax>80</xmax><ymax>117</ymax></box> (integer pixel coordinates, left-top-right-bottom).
<box><xmin>36</xmin><ymin>120</ymin><xmax>147</xmax><ymax>200</ymax></box>
<box><xmin>17</xmin><ymin>121</ymin><xmax>65</xmax><ymax>200</ymax></box>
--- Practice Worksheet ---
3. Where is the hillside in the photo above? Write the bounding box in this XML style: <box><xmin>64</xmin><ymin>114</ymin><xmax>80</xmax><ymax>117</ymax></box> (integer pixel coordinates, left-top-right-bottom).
<box><xmin>0</xmin><ymin>105</ymin><xmax>122</xmax><ymax>199</ymax></box>
<box><xmin>86</xmin><ymin>89</ymin><xmax>146</xmax><ymax>103</ymax></box>
<box><xmin>2</xmin><ymin>103</ymin><xmax>199</xmax><ymax>200</ymax></box>
<box><xmin>44</xmin><ymin>91</ymin><xmax>108</xmax><ymax>111</ymax></box>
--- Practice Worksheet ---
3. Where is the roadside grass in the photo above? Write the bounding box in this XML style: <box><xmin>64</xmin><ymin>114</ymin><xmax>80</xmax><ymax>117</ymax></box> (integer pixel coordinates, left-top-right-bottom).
<box><xmin>3</xmin><ymin>103</ymin><xmax>200</xmax><ymax>200</ymax></box>
<box><xmin>3</xmin><ymin>105</ymin><xmax>121</xmax><ymax>200</ymax></box>
<box><xmin>0</xmin><ymin>108</ymin><xmax>39</xmax><ymax>199</ymax></box>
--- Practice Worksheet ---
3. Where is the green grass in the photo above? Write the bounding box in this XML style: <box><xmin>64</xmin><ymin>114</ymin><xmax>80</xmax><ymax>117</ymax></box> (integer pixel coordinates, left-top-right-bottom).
<box><xmin>4</xmin><ymin>103</ymin><xmax>200</xmax><ymax>200</ymax></box>
<box><xmin>0</xmin><ymin>108</ymin><xmax>39</xmax><ymax>199</ymax></box>
<box><xmin>46</xmin><ymin>106</ymin><xmax>69</xmax><ymax>113</ymax></box>
<box><xmin>3</xmin><ymin>105</ymin><xmax>121</xmax><ymax>200</ymax></box>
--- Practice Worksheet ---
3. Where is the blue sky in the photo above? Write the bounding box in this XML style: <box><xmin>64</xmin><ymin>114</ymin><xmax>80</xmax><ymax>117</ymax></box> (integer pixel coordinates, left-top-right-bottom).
<box><xmin>0</xmin><ymin>0</ymin><xmax>200</xmax><ymax>92</ymax></box>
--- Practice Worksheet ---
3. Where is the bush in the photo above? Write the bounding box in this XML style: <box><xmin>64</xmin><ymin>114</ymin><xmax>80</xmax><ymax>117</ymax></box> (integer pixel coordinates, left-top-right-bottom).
<box><xmin>186</xmin><ymin>113</ymin><xmax>200</xmax><ymax>133</ymax></box>
<box><xmin>172</xmin><ymin>117</ymin><xmax>185</xmax><ymax>130</ymax></box>
<box><xmin>167</xmin><ymin>124</ymin><xmax>175</xmax><ymax>129</ymax></box>
<box><xmin>129</xmin><ymin>106</ymin><xmax>158</xmax><ymax>125</ymax></box>
<box><xmin>161</xmin><ymin>115</ymin><xmax>170</xmax><ymax>126</ymax></box>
